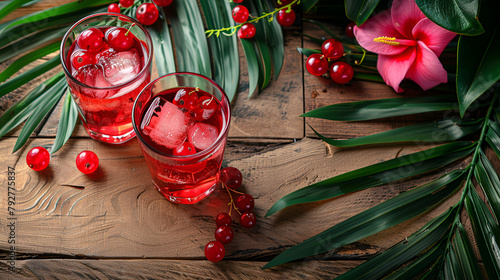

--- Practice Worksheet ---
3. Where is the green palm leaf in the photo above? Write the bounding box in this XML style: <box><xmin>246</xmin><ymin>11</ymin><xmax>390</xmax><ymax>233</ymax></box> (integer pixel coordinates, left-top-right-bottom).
<box><xmin>240</xmin><ymin>38</ymin><xmax>260</xmax><ymax>98</ymax></box>
<box><xmin>309</xmin><ymin>119</ymin><xmax>482</xmax><ymax>147</ymax></box>
<box><xmin>262</xmin><ymin>0</ymin><xmax>284</xmax><ymax>80</ymax></box>
<box><xmin>51</xmin><ymin>91</ymin><xmax>78</xmax><ymax>154</ymax></box>
<box><xmin>447</xmin><ymin>223</ymin><xmax>482</xmax><ymax>279</ymax></box>
<box><xmin>148</xmin><ymin>8</ymin><xmax>176</xmax><ymax>76</ymax></box>
<box><xmin>266</xmin><ymin>141</ymin><xmax>474</xmax><ymax>216</ymax></box>
<box><xmin>0</xmin><ymin>0</ymin><xmax>34</xmax><ymax>22</ymax></box>
<box><xmin>263</xmin><ymin>170</ymin><xmax>465</xmax><ymax>269</ymax></box>
<box><xmin>300</xmin><ymin>95</ymin><xmax>460</xmax><ymax>121</ymax></box>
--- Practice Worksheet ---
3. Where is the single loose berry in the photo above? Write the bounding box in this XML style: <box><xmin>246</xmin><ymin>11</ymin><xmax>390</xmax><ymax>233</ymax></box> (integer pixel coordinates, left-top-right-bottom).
<box><xmin>108</xmin><ymin>3</ymin><xmax>121</xmax><ymax>13</ymax></box>
<box><xmin>330</xmin><ymin>61</ymin><xmax>354</xmax><ymax>84</ymax></box>
<box><xmin>345</xmin><ymin>22</ymin><xmax>356</xmax><ymax>38</ymax></box>
<box><xmin>233</xmin><ymin>0</ymin><xmax>244</xmax><ymax>3</ymax></box>
<box><xmin>237</xmin><ymin>23</ymin><xmax>256</xmax><ymax>39</ymax></box>
<box><xmin>192</xmin><ymin>96</ymin><xmax>218</xmax><ymax>121</ymax></box>
<box><xmin>153</xmin><ymin>0</ymin><xmax>173</xmax><ymax>6</ymax></box>
<box><xmin>235</xmin><ymin>194</ymin><xmax>254</xmax><ymax>212</ymax></box>
<box><xmin>216</xmin><ymin>213</ymin><xmax>232</xmax><ymax>227</ymax></box>
<box><xmin>26</xmin><ymin>147</ymin><xmax>50</xmax><ymax>171</ymax></box>
<box><xmin>232</xmin><ymin>5</ymin><xmax>249</xmax><ymax>23</ymax></box>
<box><xmin>173</xmin><ymin>88</ymin><xmax>198</xmax><ymax>110</ymax></box>
<box><xmin>119</xmin><ymin>0</ymin><xmax>134</xmax><ymax>8</ymax></box>
<box><xmin>76</xmin><ymin>150</ymin><xmax>99</xmax><ymax>174</ymax></box>
<box><xmin>219</xmin><ymin>167</ymin><xmax>242</xmax><ymax>190</ymax></box>
<box><xmin>306</xmin><ymin>53</ymin><xmax>328</xmax><ymax>76</ymax></box>
<box><xmin>240</xmin><ymin>212</ymin><xmax>256</xmax><ymax>229</ymax></box>
<box><xmin>77</xmin><ymin>28</ymin><xmax>104</xmax><ymax>51</ymax></box>
<box><xmin>204</xmin><ymin>241</ymin><xmax>225</xmax><ymax>262</ymax></box>
<box><xmin>215</xmin><ymin>226</ymin><xmax>234</xmax><ymax>244</ymax></box>
<box><xmin>321</xmin><ymin>39</ymin><xmax>344</xmax><ymax>61</ymax></box>
<box><xmin>136</xmin><ymin>3</ymin><xmax>159</xmax><ymax>26</ymax></box>
<box><xmin>71</xmin><ymin>50</ymin><xmax>94</xmax><ymax>69</ymax></box>
<box><xmin>276</xmin><ymin>9</ymin><xmax>295</xmax><ymax>26</ymax></box>
<box><xmin>105</xmin><ymin>27</ymin><xmax>134</xmax><ymax>52</ymax></box>
<box><xmin>173</xmin><ymin>141</ymin><xmax>197</xmax><ymax>156</ymax></box>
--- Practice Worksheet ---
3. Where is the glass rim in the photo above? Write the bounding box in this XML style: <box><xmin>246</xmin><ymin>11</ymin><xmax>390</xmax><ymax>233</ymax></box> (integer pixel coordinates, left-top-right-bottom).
<box><xmin>132</xmin><ymin>72</ymin><xmax>232</xmax><ymax>160</ymax></box>
<box><xmin>60</xmin><ymin>12</ymin><xmax>153</xmax><ymax>90</ymax></box>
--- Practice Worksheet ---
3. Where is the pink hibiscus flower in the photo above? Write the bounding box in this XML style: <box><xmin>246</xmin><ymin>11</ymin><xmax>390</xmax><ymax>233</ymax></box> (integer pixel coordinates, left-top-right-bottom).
<box><xmin>354</xmin><ymin>0</ymin><xmax>456</xmax><ymax>92</ymax></box>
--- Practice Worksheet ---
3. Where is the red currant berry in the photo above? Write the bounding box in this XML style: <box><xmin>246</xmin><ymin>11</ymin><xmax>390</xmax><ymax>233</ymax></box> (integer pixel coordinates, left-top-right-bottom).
<box><xmin>232</xmin><ymin>5</ymin><xmax>249</xmax><ymax>23</ymax></box>
<box><xmin>219</xmin><ymin>167</ymin><xmax>242</xmax><ymax>190</ymax></box>
<box><xmin>235</xmin><ymin>194</ymin><xmax>254</xmax><ymax>212</ymax></box>
<box><xmin>233</xmin><ymin>0</ymin><xmax>244</xmax><ymax>3</ymax></box>
<box><xmin>105</xmin><ymin>27</ymin><xmax>134</xmax><ymax>52</ymax></box>
<box><xmin>71</xmin><ymin>50</ymin><xmax>94</xmax><ymax>69</ymax></box>
<box><xmin>76</xmin><ymin>150</ymin><xmax>99</xmax><ymax>174</ymax></box>
<box><xmin>237</xmin><ymin>23</ymin><xmax>256</xmax><ymax>39</ymax></box>
<box><xmin>240</xmin><ymin>212</ymin><xmax>256</xmax><ymax>229</ymax></box>
<box><xmin>136</xmin><ymin>3</ymin><xmax>159</xmax><ymax>26</ymax></box>
<box><xmin>173</xmin><ymin>141</ymin><xmax>197</xmax><ymax>156</ymax></box>
<box><xmin>26</xmin><ymin>147</ymin><xmax>50</xmax><ymax>171</ymax></box>
<box><xmin>108</xmin><ymin>3</ymin><xmax>121</xmax><ymax>13</ymax></box>
<box><xmin>77</xmin><ymin>28</ymin><xmax>104</xmax><ymax>51</ymax></box>
<box><xmin>204</xmin><ymin>241</ymin><xmax>225</xmax><ymax>262</ymax></box>
<box><xmin>330</xmin><ymin>62</ymin><xmax>354</xmax><ymax>84</ymax></box>
<box><xmin>276</xmin><ymin>9</ymin><xmax>295</xmax><ymax>26</ymax></box>
<box><xmin>192</xmin><ymin>96</ymin><xmax>218</xmax><ymax>121</ymax></box>
<box><xmin>173</xmin><ymin>88</ymin><xmax>198</xmax><ymax>110</ymax></box>
<box><xmin>153</xmin><ymin>0</ymin><xmax>173</xmax><ymax>6</ymax></box>
<box><xmin>119</xmin><ymin>0</ymin><xmax>134</xmax><ymax>8</ymax></box>
<box><xmin>216</xmin><ymin>213</ymin><xmax>232</xmax><ymax>227</ymax></box>
<box><xmin>306</xmin><ymin>53</ymin><xmax>328</xmax><ymax>76</ymax></box>
<box><xmin>321</xmin><ymin>39</ymin><xmax>344</xmax><ymax>61</ymax></box>
<box><xmin>215</xmin><ymin>226</ymin><xmax>234</xmax><ymax>245</ymax></box>
<box><xmin>346</xmin><ymin>22</ymin><xmax>356</xmax><ymax>38</ymax></box>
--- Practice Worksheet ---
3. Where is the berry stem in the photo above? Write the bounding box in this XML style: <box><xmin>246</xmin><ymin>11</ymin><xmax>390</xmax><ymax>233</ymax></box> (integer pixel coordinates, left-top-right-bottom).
<box><xmin>125</xmin><ymin>23</ymin><xmax>136</xmax><ymax>36</ymax></box>
<box><xmin>222</xmin><ymin>182</ymin><xmax>242</xmax><ymax>215</ymax></box>
<box><xmin>205</xmin><ymin>0</ymin><xmax>300</xmax><ymax>37</ymax></box>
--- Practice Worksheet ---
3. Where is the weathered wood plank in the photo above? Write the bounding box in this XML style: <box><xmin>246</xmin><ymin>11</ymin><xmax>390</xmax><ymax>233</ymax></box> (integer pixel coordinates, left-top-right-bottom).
<box><xmin>0</xmin><ymin>259</ymin><xmax>361</xmax><ymax>279</ymax></box>
<box><xmin>0</xmin><ymin>137</ymin><xmax>465</xmax><ymax>259</ymax></box>
<box><xmin>302</xmin><ymin>21</ymin><xmax>456</xmax><ymax>139</ymax></box>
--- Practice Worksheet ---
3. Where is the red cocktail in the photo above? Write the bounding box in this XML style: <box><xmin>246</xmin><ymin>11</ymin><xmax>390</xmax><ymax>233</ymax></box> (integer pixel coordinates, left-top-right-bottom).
<box><xmin>132</xmin><ymin>73</ymin><xmax>231</xmax><ymax>204</ymax></box>
<box><xmin>61</xmin><ymin>13</ymin><xmax>152</xmax><ymax>144</ymax></box>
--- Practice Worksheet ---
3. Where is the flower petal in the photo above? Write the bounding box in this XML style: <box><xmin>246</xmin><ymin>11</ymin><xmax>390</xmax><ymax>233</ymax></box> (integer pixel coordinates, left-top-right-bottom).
<box><xmin>406</xmin><ymin>41</ymin><xmax>448</xmax><ymax>91</ymax></box>
<box><xmin>354</xmin><ymin>10</ymin><xmax>407</xmax><ymax>56</ymax></box>
<box><xmin>377</xmin><ymin>47</ymin><xmax>417</xmax><ymax>92</ymax></box>
<box><xmin>391</xmin><ymin>0</ymin><xmax>426</xmax><ymax>38</ymax></box>
<box><xmin>413</xmin><ymin>18</ymin><xmax>457</xmax><ymax>56</ymax></box>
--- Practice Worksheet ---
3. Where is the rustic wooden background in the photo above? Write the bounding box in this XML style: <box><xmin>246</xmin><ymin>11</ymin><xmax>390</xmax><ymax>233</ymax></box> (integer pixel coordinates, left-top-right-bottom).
<box><xmin>0</xmin><ymin>1</ymin><xmax>485</xmax><ymax>279</ymax></box>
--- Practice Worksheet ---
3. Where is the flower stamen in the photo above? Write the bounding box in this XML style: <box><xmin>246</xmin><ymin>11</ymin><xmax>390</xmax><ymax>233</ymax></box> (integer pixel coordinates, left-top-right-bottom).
<box><xmin>374</xmin><ymin>36</ymin><xmax>417</xmax><ymax>46</ymax></box>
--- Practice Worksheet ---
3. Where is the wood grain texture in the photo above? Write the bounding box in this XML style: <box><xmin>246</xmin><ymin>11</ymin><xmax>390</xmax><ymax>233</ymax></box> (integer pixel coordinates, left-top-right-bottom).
<box><xmin>302</xmin><ymin>21</ymin><xmax>458</xmax><ymax>139</ymax></box>
<box><xmin>0</xmin><ymin>259</ymin><xmax>361</xmax><ymax>279</ymax></box>
<box><xmin>0</xmin><ymin>137</ymin><xmax>466</xmax><ymax>261</ymax></box>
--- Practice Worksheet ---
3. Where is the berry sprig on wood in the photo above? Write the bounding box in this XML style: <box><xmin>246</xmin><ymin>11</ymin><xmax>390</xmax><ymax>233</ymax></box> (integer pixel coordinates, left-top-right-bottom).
<box><xmin>206</xmin><ymin>0</ymin><xmax>299</xmax><ymax>39</ymax></box>
<box><xmin>204</xmin><ymin>167</ymin><xmax>257</xmax><ymax>262</ymax></box>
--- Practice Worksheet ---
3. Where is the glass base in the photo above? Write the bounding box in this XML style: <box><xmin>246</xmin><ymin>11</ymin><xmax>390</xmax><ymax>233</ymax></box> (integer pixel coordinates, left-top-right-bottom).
<box><xmin>86</xmin><ymin>128</ymin><xmax>136</xmax><ymax>144</ymax></box>
<box><xmin>154</xmin><ymin>182</ymin><xmax>216</xmax><ymax>204</ymax></box>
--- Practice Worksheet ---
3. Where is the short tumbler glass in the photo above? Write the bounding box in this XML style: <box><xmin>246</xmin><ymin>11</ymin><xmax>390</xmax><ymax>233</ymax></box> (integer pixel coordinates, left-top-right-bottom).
<box><xmin>60</xmin><ymin>13</ymin><xmax>153</xmax><ymax>144</ymax></box>
<box><xmin>132</xmin><ymin>73</ymin><xmax>231</xmax><ymax>204</ymax></box>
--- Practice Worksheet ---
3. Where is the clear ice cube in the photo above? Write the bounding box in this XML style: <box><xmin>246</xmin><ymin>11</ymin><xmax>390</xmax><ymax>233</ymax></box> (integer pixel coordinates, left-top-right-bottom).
<box><xmin>100</xmin><ymin>49</ymin><xmax>141</xmax><ymax>86</ymax></box>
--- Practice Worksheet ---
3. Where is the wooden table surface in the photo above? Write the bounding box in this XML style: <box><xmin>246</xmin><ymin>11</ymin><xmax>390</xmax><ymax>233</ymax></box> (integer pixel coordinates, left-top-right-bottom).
<box><xmin>0</xmin><ymin>1</ymin><xmax>477</xmax><ymax>279</ymax></box>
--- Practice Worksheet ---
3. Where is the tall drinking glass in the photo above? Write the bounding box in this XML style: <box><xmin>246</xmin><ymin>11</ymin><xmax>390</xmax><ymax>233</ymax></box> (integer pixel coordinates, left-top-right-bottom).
<box><xmin>132</xmin><ymin>73</ymin><xmax>231</xmax><ymax>204</ymax></box>
<box><xmin>61</xmin><ymin>13</ymin><xmax>153</xmax><ymax>144</ymax></box>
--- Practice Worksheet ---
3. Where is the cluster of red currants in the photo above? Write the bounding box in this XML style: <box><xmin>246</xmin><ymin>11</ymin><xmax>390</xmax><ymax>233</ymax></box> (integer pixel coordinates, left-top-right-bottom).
<box><xmin>108</xmin><ymin>0</ymin><xmax>174</xmax><ymax>26</ymax></box>
<box><xmin>204</xmin><ymin>167</ymin><xmax>257</xmax><ymax>262</ymax></box>
<box><xmin>232</xmin><ymin>0</ymin><xmax>297</xmax><ymax>39</ymax></box>
<box><xmin>27</xmin><ymin>147</ymin><xmax>99</xmax><ymax>174</ymax></box>
<box><xmin>306</xmin><ymin>38</ymin><xmax>354</xmax><ymax>84</ymax></box>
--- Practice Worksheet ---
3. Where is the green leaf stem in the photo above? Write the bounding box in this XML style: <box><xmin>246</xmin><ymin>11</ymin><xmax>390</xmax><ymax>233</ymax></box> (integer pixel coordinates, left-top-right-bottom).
<box><xmin>51</xmin><ymin>91</ymin><xmax>78</xmax><ymax>154</ymax></box>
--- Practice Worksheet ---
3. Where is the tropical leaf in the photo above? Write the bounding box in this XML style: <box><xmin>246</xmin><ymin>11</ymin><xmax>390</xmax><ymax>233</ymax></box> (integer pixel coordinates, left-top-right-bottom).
<box><xmin>266</xmin><ymin>141</ymin><xmax>474</xmax><ymax>216</ymax></box>
<box><xmin>456</xmin><ymin>0</ymin><xmax>500</xmax><ymax>116</ymax></box>
<box><xmin>247</xmin><ymin>0</ymin><xmax>272</xmax><ymax>90</ymax></box>
<box><xmin>51</xmin><ymin>91</ymin><xmax>78</xmax><ymax>154</ymax></box>
<box><xmin>300</xmin><ymin>0</ymin><xmax>321</xmax><ymax>12</ymax></box>
<box><xmin>447</xmin><ymin>222</ymin><xmax>483</xmax><ymax>279</ymax></box>
<box><xmin>309</xmin><ymin>119</ymin><xmax>482</xmax><ymax>147</ymax></box>
<box><xmin>264</xmin><ymin>170</ymin><xmax>465</xmax><ymax>269</ymax></box>
<box><xmin>300</xmin><ymin>95</ymin><xmax>460</xmax><ymax>121</ymax></box>
<box><xmin>416</xmin><ymin>0</ymin><xmax>483</xmax><ymax>35</ymax></box>
<box><xmin>261</xmin><ymin>0</ymin><xmax>284</xmax><ymax>80</ymax></box>
<box><xmin>344</xmin><ymin>0</ymin><xmax>380</xmax><ymax>26</ymax></box>
<box><xmin>148</xmin><ymin>7</ymin><xmax>176</xmax><ymax>76</ymax></box>
<box><xmin>12</xmin><ymin>77</ymin><xmax>67</xmax><ymax>153</ymax></box>
<box><xmin>0</xmin><ymin>0</ymin><xmax>34</xmax><ymax>22</ymax></box>
<box><xmin>240</xmin><ymin>39</ymin><xmax>260</xmax><ymax>98</ymax></box>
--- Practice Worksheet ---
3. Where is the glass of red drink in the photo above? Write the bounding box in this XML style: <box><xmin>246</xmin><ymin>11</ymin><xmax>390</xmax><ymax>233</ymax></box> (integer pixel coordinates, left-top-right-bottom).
<box><xmin>60</xmin><ymin>13</ymin><xmax>152</xmax><ymax>144</ymax></box>
<box><xmin>132</xmin><ymin>73</ymin><xmax>231</xmax><ymax>204</ymax></box>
